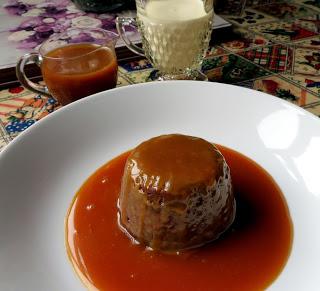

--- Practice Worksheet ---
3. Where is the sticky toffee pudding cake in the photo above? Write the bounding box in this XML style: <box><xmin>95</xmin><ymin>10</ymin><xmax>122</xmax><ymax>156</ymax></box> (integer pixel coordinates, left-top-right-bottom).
<box><xmin>118</xmin><ymin>134</ymin><xmax>236</xmax><ymax>251</ymax></box>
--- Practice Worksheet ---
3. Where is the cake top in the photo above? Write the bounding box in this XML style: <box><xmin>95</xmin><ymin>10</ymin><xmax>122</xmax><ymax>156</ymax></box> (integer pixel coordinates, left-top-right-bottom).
<box><xmin>127</xmin><ymin>134</ymin><xmax>224</xmax><ymax>195</ymax></box>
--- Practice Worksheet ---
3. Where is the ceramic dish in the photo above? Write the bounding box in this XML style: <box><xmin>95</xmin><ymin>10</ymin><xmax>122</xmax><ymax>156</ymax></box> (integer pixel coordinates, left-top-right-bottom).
<box><xmin>0</xmin><ymin>81</ymin><xmax>319</xmax><ymax>290</ymax></box>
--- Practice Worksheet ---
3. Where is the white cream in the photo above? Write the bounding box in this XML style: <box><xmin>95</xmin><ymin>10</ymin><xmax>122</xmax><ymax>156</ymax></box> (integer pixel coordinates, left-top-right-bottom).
<box><xmin>137</xmin><ymin>0</ymin><xmax>213</xmax><ymax>74</ymax></box>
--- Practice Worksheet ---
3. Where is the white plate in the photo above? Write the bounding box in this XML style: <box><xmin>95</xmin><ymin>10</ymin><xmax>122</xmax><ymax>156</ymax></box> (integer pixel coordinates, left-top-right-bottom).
<box><xmin>0</xmin><ymin>81</ymin><xmax>319</xmax><ymax>290</ymax></box>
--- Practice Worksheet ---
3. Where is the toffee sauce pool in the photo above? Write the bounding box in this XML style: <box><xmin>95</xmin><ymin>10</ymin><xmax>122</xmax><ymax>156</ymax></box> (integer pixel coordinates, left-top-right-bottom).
<box><xmin>66</xmin><ymin>146</ymin><xmax>293</xmax><ymax>291</ymax></box>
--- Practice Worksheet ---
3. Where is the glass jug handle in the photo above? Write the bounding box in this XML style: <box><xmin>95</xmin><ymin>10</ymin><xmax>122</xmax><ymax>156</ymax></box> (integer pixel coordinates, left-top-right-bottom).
<box><xmin>16</xmin><ymin>52</ymin><xmax>50</xmax><ymax>96</ymax></box>
<box><xmin>116</xmin><ymin>17</ymin><xmax>145</xmax><ymax>57</ymax></box>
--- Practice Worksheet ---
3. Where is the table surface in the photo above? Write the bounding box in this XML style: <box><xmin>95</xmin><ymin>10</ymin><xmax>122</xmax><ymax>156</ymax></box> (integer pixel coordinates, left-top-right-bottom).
<box><xmin>0</xmin><ymin>0</ymin><xmax>320</xmax><ymax>152</ymax></box>
<box><xmin>0</xmin><ymin>0</ymin><xmax>230</xmax><ymax>69</ymax></box>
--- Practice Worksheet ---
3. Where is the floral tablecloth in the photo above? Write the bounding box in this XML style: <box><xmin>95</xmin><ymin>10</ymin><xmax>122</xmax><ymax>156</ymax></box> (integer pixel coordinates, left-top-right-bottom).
<box><xmin>0</xmin><ymin>0</ymin><xmax>139</xmax><ymax>68</ymax></box>
<box><xmin>1</xmin><ymin>0</ymin><xmax>320</xmax><ymax>152</ymax></box>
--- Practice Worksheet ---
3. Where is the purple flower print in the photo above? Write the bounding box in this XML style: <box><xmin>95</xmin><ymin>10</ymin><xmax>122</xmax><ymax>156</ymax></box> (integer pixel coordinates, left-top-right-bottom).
<box><xmin>4</xmin><ymin>0</ymin><xmax>71</xmax><ymax>16</ymax></box>
<box><xmin>17</xmin><ymin>40</ymin><xmax>39</xmax><ymax>49</ymax></box>
<box><xmin>52</xmin><ymin>18</ymin><xmax>72</xmax><ymax>32</ymax></box>
<box><xmin>5</xmin><ymin>1</ymin><xmax>81</xmax><ymax>49</ymax></box>
<box><xmin>4</xmin><ymin>0</ymin><xmax>139</xmax><ymax>50</ymax></box>
<box><xmin>5</xmin><ymin>3</ymin><xmax>29</xmax><ymax>15</ymax></box>
<box><xmin>4</xmin><ymin>0</ymin><xmax>31</xmax><ymax>16</ymax></box>
<box><xmin>18</xmin><ymin>17</ymin><xmax>43</xmax><ymax>30</ymax></box>
<box><xmin>33</xmin><ymin>25</ymin><xmax>54</xmax><ymax>40</ymax></box>
<box><xmin>42</xmin><ymin>5</ymin><xmax>67</xmax><ymax>17</ymax></box>
<box><xmin>9</xmin><ymin>18</ymin><xmax>56</xmax><ymax>48</ymax></box>
<box><xmin>101</xmin><ymin>18</ymin><xmax>117</xmax><ymax>31</ymax></box>
<box><xmin>68</xmin><ymin>32</ymin><xmax>96</xmax><ymax>44</ymax></box>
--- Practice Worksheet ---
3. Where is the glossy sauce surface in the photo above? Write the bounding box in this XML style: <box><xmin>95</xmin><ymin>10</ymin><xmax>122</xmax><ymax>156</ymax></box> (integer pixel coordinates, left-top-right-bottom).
<box><xmin>66</xmin><ymin>146</ymin><xmax>293</xmax><ymax>291</ymax></box>
<box><xmin>42</xmin><ymin>43</ymin><xmax>118</xmax><ymax>105</ymax></box>
<box><xmin>123</xmin><ymin>134</ymin><xmax>226</xmax><ymax>195</ymax></box>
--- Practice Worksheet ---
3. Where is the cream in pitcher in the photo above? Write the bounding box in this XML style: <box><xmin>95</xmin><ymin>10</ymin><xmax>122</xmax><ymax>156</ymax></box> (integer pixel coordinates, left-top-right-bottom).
<box><xmin>137</xmin><ymin>0</ymin><xmax>213</xmax><ymax>74</ymax></box>
<box><xmin>116</xmin><ymin>0</ymin><xmax>213</xmax><ymax>78</ymax></box>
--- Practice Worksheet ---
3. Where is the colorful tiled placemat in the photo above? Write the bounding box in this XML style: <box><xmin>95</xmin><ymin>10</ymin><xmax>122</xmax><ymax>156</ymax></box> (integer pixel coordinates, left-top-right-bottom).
<box><xmin>1</xmin><ymin>0</ymin><xmax>320</xmax><ymax>152</ymax></box>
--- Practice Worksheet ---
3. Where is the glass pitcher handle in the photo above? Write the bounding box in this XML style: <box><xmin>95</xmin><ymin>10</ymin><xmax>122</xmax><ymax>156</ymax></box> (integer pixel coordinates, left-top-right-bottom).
<box><xmin>16</xmin><ymin>52</ymin><xmax>51</xmax><ymax>96</ymax></box>
<box><xmin>116</xmin><ymin>17</ymin><xmax>145</xmax><ymax>57</ymax></box>
<box><xmin>204</xmin><ymin>0</ymin><xmax>214</xmax><ymax>13</ymax></box>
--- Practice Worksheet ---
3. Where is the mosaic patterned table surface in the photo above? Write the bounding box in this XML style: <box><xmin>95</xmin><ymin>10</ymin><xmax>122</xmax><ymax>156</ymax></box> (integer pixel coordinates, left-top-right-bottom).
<box><xmin>1</xmin><ymin>0</ymin><xmax>320</xmax><ymax>152</ymax></box>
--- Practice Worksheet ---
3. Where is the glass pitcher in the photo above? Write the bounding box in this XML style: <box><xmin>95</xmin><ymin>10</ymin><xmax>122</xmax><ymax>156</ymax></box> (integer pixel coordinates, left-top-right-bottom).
<box><xmin>116</xmin><ymin>0</ymin><xmax>214</xmax><ymax>80</ymax></box>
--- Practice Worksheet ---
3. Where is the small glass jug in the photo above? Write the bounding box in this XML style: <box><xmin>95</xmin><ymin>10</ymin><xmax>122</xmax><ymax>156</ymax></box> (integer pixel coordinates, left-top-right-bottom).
<box><xmin>17</xmin><ymin>28</ymin><xmax>119</xmax><ymax>105</ymax></box>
